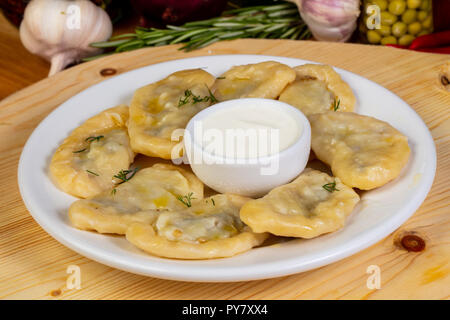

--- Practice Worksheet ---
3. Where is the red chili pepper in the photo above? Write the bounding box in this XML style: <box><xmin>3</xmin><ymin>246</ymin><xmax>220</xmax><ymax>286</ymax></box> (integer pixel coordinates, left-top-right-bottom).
<box><xmin>413</xmin><ymin>46</ymin><xmax>450</xmax><ymax>54</ymax></box>
<box><xmin>409</xmin><ymin>30</ymin><xmax>450</xmax><ymax>50</ymax></box>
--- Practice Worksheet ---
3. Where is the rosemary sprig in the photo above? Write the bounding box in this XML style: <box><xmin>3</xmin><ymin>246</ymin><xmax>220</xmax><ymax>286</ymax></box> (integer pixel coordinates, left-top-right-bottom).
<box><xmin>322</xmin><ymin>181</ymin><xmax>339</xmax><ymax>193</ymax></box>
<box><xmin>113</xmin><ymin>167</ymin><xmax>139</xmax><ymax>184</ymax></box>
<box><xmin>177</xmin><ymin>192</ymin><xmax>196</xmax><ymax>208</ymax></box>
<box><xmin>87</xmin><ymin>2</ymin><xmax>310</xmax><ymax>58</ymax></box>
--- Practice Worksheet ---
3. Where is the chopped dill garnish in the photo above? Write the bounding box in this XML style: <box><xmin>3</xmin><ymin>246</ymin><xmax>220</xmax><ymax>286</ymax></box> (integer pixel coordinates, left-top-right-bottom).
<box><xmin>177</xmin><ymin>192</ymin><xmax>195</xmax><ymax>207</ymax></box>
<box><xmin>177</xmin><ymin>86</ymin><xmax>218</xmax><ymax>107</ymax></box>
<box><xmin>211</xmin><ymin>198</ymin><xmax>215</xmax><ymax>206</ymax></box>
<box><xmin>86</xmin><ymin>170</ymin><xmax>99</xmax><ymax>176</ymax></box>
<box><xmin>206</xmin><ymin>86</ymin><xmax>218</xmax><ymax>103</ymax></box>
<box><xmin>113</xmin><ymin>167</ymin><xmax>139</xmax><ymax>184</ymax></box>
<box><xmin>111</xmin><ymin>188</ymin><xmax>117</xmax><ymax>196</ymax></box>
<box><xmin>73</xmin><ymin>148</ymin><xmax>87</xmax><ymax>153</ymax></box>
<box><xmin>322</xmin><ymin>181</ymin><xmax>339</xmax><ymax>192</ymax></box>
<box><xmin>216</xmin><ymin>76</ymin><xmax>225</xmax><ymax>80</ymax></box>
<box><xmin>332</xmin><ymin>98</ymin><xmax>340</xmax><ymax>111</ymax></box>
<box><xmin>85</xmin><ymin>135</ymin><xmax>104</xmax><ymax>143</ymax></box>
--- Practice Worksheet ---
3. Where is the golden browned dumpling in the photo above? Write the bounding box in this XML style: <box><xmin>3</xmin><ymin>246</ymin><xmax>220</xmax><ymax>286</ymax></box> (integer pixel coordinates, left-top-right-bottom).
<box><xmin>279</xmin><ymin>64</ymin><xmax>355</xmax><ymax>116</ymax></box>
<box><xmin>126</xmin><ymin>194</ymin><xmax>268</xmax><ymax>259</ymax></box>
<box><xmin>49</xmin><ymin>105</ymin><xmax>135</xmax><ymax>198</ymax></box>
<box><xmin>128</xmin><ymin>69</ymin><xmax>216</xmax><ymax>159</ymax></box>
<box><xmin>68</xmin><ymin>163</ymin><xmax>204</xmax><ymax>235</ymax></box>
<box><xmin>240</xmin><ymin>169</ymin><xmax>360</xmax><ymax>238</ymax></box>
<box><xmin>310</xmin><ymin>112</ymin><xmax>411</xmax><ymax>190</ymax></box>
<box><xmin>212</xmin><ymin>61</ymin><xmax>296</xmax><ymax>101</ymax></box>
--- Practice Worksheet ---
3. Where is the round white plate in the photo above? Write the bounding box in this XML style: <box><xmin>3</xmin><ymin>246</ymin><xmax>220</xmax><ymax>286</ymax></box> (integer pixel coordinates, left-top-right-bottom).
<box><xmin>18</xmin><ymin>55</ymin><xmax>436</xmax><ymax>282</ymax></box>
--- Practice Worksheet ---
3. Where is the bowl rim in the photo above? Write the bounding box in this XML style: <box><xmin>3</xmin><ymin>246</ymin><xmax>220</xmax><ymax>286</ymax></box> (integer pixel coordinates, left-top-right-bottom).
<box><xmin>184</xmin><ymin>98</ymin><xmax>311</xmax><ymax>163</ymax></box>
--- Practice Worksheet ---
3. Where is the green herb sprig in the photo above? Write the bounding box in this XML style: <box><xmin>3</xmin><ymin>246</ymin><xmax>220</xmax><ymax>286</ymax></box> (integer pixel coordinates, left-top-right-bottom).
<box><xmin>177</xmin><ymin>192</ymin><xmax>196</xmax><ymax>208</ymax></box>
<box><xmin>332</xmin><ymin>98</ymin><xmax>340</xmax><ymax>112</ymax></box>
<box><xmin>322</xmin><ymin>181</ymin><xmax>339</xmax><ymax>193</ymax></box>
<box><xmin>86</xmin><ymin>3</ymin><xmax>310</xmax><ymax>59</ymax></box>
<box><xmin>113</xmin><ymin>167</ymin><xmax>139</xmax><ymax>184</ymax></box>
<box><xmin>86</xmin><ymin>170</ymin><xmax>99</xmax><ymax>176</ymax></box>
<box><xmin>73</xmin><ymin>135</ymin><xmax>104</xmax><ymax>154</ymax></box>
<box><xmin>178</xmin><ymin>87</ymin><xmax>218</xmax><ymax>107</ymax></box>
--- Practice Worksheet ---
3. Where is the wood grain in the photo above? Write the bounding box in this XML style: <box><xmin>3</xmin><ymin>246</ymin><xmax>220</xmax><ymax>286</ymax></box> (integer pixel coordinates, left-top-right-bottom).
<box><xmin>0</xmin><ymin>39</ymin><xmax>449</xmax><ymax>300</ymax></box>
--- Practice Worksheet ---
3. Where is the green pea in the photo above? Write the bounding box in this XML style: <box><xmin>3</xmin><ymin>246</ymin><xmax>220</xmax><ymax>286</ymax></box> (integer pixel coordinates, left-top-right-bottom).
<box><xmin>420</xmin><ymin>0</ymin><xmax>429</xmax><ymax>10</ymax></box>
<box><xmin>377</xmin><ymin>25</ymin><xmax>392</xmax><ymax>36</ymax></box>
<box><xmin>408</xmin><ymin>21</ymin><xmax>422</xmax><ymax>35</ymax></box>
<box><xmin>381</xmin><ymin>11</ymin><xmax>398</xmax><ymax>26</ymax></box>
<box><xmin>372</xmin><ymin>0</ymin><xmax>388</xmax><ymax>11</ymax></box>
<box><xmin>422</xmin><ymin>15</ymin><xmax>432</xmax><ymax>29</ymax></box>
<box><xmin>417</xmin><ymin>10</ymin><xmax>428</xmax><ymax>21</ymax></box>
<box><xmin>407</xmin><ymin>0</ymin><xmax>421</xmax><ymax>9</ymax></box>
<box><xmin>388</xmin><ymin>0</ymin><xmax>407</xmax><ymax>15</ymax></box>
<box><xmin>392</xmin><ymin>21</ymin><xmax>407</xmax><ymax>37</ymax></box>
<box><xmin>398</xmin><ymin>34</ymin><xmax>415</xmax><ymax>46</ymax></box>
<box><xmin>367</xmin><ymin>30</ymin><xmax>382</xmax><ymax>44</ymax></box>
<box><xmin>381</xmin><ymin>36</ymin><xmax>398</xmax><ymax>45</ymax></box>
<box><xmin>402</xmin><ymin>9</ymin><xmax>417</xmax><ymax>24</ymax></box>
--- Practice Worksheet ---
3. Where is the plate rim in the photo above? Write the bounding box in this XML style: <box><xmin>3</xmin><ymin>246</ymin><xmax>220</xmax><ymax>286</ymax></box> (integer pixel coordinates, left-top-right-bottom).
<box><xmin>18</xmin><ymin>54</ymin><xmax>437</xmax><ymax>282</ymax></box>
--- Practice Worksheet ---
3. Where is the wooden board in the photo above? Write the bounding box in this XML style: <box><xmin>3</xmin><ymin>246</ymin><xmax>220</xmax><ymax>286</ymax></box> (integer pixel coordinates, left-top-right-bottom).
<box><xmin>0</xmin><ymin>39</ymin><xmax>449</xmax><ymax>300</ymax></box>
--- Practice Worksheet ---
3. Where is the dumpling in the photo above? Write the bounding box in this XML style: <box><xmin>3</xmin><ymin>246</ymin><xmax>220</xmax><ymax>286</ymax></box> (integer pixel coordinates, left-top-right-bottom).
<box><xmin>212</xmin><ymin>61</ymin><xmax>296</xmax><ymax>101</ymax></box>
<box><xmin>50</xmin><ymin>105</ymin><xmax>135</xmax><ymax>198</ymax></box>
<box><xmin>240</xmin><ymin>169</ymin><xmax>360</xmax><ymax>238</ymax></box>
<box><xmin>128</xmin><ymin>69</ymin><xmax>216</xmax><ymax>159</ymax></box>
<box><xmin>310</xmin><ymin>112</ymin><xmax>411</xmax><ymax>190</ymax></box>
<box><xmin>279</xmin><ymin>64</ymin><xmax>355</xmax><ymax>116</ymax></box>
<box><xmin>68</xmin><ymin>163</ymin><xmax>204</xmax><ymax>235</ymax></box>
<box><xmin>126</xmin><ymin>194</ymin><xmax>268</xmax><ymax>259</ymax></box>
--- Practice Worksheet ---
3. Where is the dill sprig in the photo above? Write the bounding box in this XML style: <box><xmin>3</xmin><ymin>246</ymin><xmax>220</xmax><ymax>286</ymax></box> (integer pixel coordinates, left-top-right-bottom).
<box><xmin>85</xmin><ymin>135</ymin><xmax>104</xmax><ymax>143</ymax></box>
<box><xmin>113</xmin><ymin>167</ymin><xmax>139</xmax><ymax>184</ymax></box>
<box><xmin>332</xmin><ymin>98</ymin><xmax>340</xmax><ymax>111</ymax></box>
<box><xmin>322</xmin><ymin>181</ymin><xmax>339</xmax><ymax>193</ymax></box>
<box><xmin>86</xmin><ymin>2</ymin><xmax>310</xmax><ymax>59</ymax></box>
<box><xmin>177</xmin><ymin>192</ymin><xmax>196</xmax><ymax>208</ymax></box>
<box><xmin>86</xmin><ymin>170</ymin><xmax>99</xmax><ymax>176</ymax></box>
<box><xmin>73</xmin><ymin>135</ymin><xmax>104</xmax><ymax>154</ymax></box>
<box><xmin>178</xmin><ymin>87</ymin><xmax>218</xmax><ymax>107</ymax></box>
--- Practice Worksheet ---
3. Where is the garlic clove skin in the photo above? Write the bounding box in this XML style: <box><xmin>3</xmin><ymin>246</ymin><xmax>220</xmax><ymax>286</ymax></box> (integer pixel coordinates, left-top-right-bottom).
<box><xmin>20</xmin><ymin>0</ymin><xmax>112</xmax><ymax>76</ymax></box>
<box><xmin>289</xmin><ymin>0</ymin><xmax>360</xmax><ymax>42</ymax></box>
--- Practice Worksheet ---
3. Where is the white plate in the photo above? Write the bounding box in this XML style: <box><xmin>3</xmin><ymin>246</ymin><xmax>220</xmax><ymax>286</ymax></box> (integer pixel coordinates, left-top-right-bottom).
<box><xmin>18</xmin><ymin>55</ymin><xmax>436</xmax><ymax>282</ymax></box>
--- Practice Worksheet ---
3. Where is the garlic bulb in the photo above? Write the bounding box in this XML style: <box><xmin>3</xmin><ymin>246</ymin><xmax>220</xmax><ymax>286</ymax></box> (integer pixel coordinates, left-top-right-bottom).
<box><xmin>20</xmin><ymin>0</ymin><xmax>112</xmax><ymax>76</ymax></box>
<box><xmin>288</xmin><ymin>0</ymin><xmax>360</xmax><ymax>42</ymax></box>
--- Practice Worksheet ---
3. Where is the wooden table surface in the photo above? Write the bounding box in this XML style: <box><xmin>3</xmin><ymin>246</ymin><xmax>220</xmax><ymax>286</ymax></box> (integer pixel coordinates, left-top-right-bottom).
<box><xmin>0</xmin><ymin>12</ymin><xmax>449</xmax><ymax>300</ymax></box>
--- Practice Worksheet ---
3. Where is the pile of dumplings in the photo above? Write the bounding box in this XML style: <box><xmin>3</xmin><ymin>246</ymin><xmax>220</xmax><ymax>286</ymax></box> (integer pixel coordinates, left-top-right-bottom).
<box><xmin>49</xmin><ymin>61</ymin><xmax>410</xmax><ymax>260</ymax></box>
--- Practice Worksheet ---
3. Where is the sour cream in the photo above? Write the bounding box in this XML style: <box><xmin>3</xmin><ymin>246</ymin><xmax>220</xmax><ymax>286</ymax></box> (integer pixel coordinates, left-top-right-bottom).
<box><xmin>184</xmin><ymin>98</ymin><xmax>311</xmax><ymax>197</ymax></box>
<box><xmin>193</xmin><ymin>102</ymin><xmax>301</xmax><ymax>159</ymax></box>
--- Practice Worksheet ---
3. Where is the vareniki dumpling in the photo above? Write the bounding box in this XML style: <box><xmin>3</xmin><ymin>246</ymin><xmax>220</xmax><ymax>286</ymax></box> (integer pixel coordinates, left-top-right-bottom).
<box><xmin>309</xmin><ymin>112</ymin><xmax>411</xmax><ymax>190</ymax></box>
<box><xmin>49</xmin><ymin>105</ymin><xmax>135</xmax><ymax>198</ymax></box>
<box><xmin>240</xmin><ymin>169</ymin><xmax>360</xmax><ymax>238</ymax></box>
<box><xmin>279</xmin><ymin>64</ymin><xmax>356</xmax><ymax>116</ymax></box>
<box><xmin>68</xmin><ymin>163</ymin><xmax>204</xmax><ymax>235</ymax></box>
<box><xmin>126</xmin><ymin>194</ymin><xmax>268</xmax><ymax>259</ymax></box>
<box><xmin>128</xmin><ymin>69</ymin><xmax>216</xmax><ymax>159</ymax></box>
<box><xmin>212</xmin><ymin>61</ymin><xmax>296</xmax><ymax>101</ymax></box>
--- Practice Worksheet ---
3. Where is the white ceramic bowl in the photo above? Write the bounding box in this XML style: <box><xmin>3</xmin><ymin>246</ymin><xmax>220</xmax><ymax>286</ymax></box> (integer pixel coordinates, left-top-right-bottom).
<box><xmin>184</xmin><ymin>98</ymin><xmax>311</xmax><ymax>197</ymax></box>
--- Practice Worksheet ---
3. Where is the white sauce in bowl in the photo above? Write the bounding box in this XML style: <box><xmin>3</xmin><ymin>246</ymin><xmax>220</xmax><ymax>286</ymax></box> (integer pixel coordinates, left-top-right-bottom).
<box><xmin>194</xmin><ymin>103</ymin><xmax>301</xmax><ymax>159</ymax></box>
